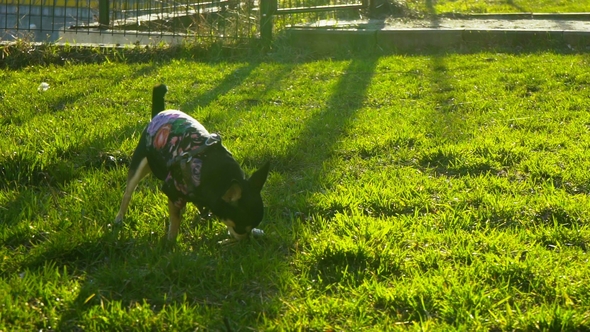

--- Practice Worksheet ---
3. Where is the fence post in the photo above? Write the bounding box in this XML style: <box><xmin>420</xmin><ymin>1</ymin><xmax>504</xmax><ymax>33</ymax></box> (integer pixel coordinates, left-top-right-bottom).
<box><xmin>361</xmin><ymin>0</ymin><xmax>375</xmax><ymax>16</ymax></box>
<box><xmin>98</xmin><ymin>0</ymin><xmax>109</xmax><ymax>28</ymax></box>
<box><xmin>260</xmin><ymin>0</ymin><xmax>276</xmax><ymax>50</ymax></box>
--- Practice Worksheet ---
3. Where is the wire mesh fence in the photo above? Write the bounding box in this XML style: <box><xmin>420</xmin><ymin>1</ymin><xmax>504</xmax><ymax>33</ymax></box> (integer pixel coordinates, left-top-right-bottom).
<box><xmin>0</xmin><ymin>0</ymin><xmax>364</xmax><ymax>44</ymax></box>
<box><xmin>271</xmin><ymin>0</ymin><xmax>364</xmax><ymax>38</ymax></box>
<box><xmin>1</xmin><ymin>0</ymin><xmax>95</xmax><ymax>41</ymax></box>
<box><xmin>1</xmin><ymin>0</ymin><xmax>261</xmax><ymax>42</ymax></box>
<box><xmin>108</xmin><ymin>0</ymin><xmax>259</xmax><ymax>38</ymax></box>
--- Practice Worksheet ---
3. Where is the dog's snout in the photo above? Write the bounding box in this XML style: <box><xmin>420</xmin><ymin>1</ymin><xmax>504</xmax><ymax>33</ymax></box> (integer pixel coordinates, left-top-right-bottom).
<box><xmin>227</xmin><ymin>225</ymin><xmax>250</xmax><ymax>240</ymax></box>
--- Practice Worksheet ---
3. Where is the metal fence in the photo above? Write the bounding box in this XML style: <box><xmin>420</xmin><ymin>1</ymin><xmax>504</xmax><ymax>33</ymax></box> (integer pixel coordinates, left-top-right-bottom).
<box><xmin>0</xmin><ymin>0</ymin><xmax>366</xmax><ymax>44</ymax></box>
<box><xmin>273</xmin><ymin>0</ymin><xmax>365</xmax><ymax>35</ymax></box>
<box><xmin>1</xmin><ymin>0</ymin><xmax>95</xmax><ymax>41</ymax></box>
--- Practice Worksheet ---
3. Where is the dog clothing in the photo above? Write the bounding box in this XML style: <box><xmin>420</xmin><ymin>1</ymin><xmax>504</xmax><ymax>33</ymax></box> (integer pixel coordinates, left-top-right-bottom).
<box><xmin>145</xmin><ymin>110</ymin><xmax>210</xmax><ymax>208</ymax></box>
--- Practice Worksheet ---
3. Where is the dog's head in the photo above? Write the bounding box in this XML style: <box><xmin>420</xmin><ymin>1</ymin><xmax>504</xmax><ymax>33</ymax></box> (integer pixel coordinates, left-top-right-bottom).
<box><xmin>219</xmin><ymin>162</ymin><xmax>270</xmax><ymax>240</ymax></box>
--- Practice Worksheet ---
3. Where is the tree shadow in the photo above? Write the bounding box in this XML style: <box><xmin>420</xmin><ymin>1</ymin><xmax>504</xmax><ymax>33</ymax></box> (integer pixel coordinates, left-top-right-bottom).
<box><xmin>181</xmin><ymin>62</ymin><xmax>260</xmax><ymax>113</ymax></box>
<box><xmin>506</xmin><ymin>0</ymin><xmax>528</xmax><ymax>13</ymax></box>
<box><xmin>414</xmin><ymin>54</ymin><xmax>484</xmax><ymax>177</ymax></box>
<box><xmin>3</xmin><ymin>139</ymin><xmax>291</xmax><ymax>329</ymax></box>
<box><xmin>198</xmin><ymin>63</ymin><xmax>294</xmax><ymax>127</ymax></box>
<box><xmin>243</xmin><ymin>56</ymin><xmax>381</xmax><ymax>209</ymax></box>
<box><xmin>425</xmin><ymin>0</ymin><xmax>440</xmax><ymax>27</ymax></box>
<box><xmin>0</xmin><ymin>124</ymin><xmax>132</xmax><ymax>190</ymax></box>
<box><xmin>0</xmin><ymin>204</ymin><xmax>290</xmax><ymax>330</ymax></box>
<box><xmin>1</xmin><ymin>63</ymin><xmax>161</xmax><ymax>127</ymax></box>
<box><xmin>1</xmin><ymin>61</ymin><xmax>298</xmax><ymax>329</ymax></box>
<box><xmin>0</xmin><ymin>121</ymin><xmax>147</xmax><ymax>245</ymax></box>
<box><xmin>554</xmin><ymin>20</ymin><xmax>577</xmax><ymax>31</ymax></box>
<box><xmin>424</xmin><ymin>54</ymin><xmax>470</xmax><ymax>144</ymax></box>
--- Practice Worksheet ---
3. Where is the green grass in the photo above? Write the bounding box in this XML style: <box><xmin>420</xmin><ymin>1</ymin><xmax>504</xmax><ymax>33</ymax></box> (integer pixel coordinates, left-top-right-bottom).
<box><xmin>406</xmin><ymin>0</ymin><xmax>590</xmax><ymax>14</ymax></box>
<box><xmin>1</xmin><ymin>49</ymin><xmax>590</xmax><ymax>330</ymax></box>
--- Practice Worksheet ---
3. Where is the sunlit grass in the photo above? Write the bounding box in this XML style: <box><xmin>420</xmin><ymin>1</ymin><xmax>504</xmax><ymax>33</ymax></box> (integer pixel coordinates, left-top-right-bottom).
<box><xmin>406</xmin><ymin>0</ymin><xmax>590</xmax><ymax>14</ymax></box>
<box><xmin>1</xmin><ymin>50</ymin><xmax>590</xmax><ymax>330</ymax></box>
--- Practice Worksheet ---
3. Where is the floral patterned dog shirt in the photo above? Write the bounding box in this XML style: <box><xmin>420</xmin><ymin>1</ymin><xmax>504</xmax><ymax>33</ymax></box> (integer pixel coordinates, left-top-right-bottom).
<box><xmin>145</xmin><ymin>110</ymin><xmax>210</xmax><ymax>208</ymax></box>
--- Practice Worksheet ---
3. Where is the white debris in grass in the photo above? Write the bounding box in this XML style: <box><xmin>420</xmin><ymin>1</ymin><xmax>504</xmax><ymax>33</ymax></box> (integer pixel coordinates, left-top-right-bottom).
<box><xmin>38</xmin><ymin>82</ymin><xmax>50</xmax><ymax>92</ymax></box>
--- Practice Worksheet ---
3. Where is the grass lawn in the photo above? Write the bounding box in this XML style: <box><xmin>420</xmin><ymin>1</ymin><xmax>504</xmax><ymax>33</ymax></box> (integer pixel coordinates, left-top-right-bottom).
<box><xmin>1</xmin><ymin>49</ymin><xmax>590</xmax><ymax>330</ymax></box>
<box><xmin>406</xmin><ymin>0</ymin><xmax>590</xmax><ymax>14</ymax></box>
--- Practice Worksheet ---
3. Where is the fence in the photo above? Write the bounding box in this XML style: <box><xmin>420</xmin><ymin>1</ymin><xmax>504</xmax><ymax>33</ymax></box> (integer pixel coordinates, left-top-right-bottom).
<box><xmin>0</xmin><ymin>0</ymin><xmax>367</xmax><ymax>44</ymax></box>
<box><xmin>263</xmin><ymin>0</ymin><xmax>367</xmax><ymax>47</ymax></box>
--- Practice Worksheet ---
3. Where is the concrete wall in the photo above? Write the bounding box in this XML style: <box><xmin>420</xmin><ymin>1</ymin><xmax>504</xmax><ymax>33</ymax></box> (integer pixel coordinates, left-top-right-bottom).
<box><xmin>59</xmin><ymin>28</ymin><xmax>189</xmax><ymax>45</ymax></box>
<box><xmin>286</xmin><ymin>27</ymin><xmax>590</xmax><ymax>53</ymax></box>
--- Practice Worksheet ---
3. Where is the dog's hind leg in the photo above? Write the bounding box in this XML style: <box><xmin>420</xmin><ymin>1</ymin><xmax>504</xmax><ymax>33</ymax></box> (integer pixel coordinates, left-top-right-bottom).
<box><xmin>115</xmin><ymin>157</ymin><xmax>152</xmax><ymax>224</ymax></box>
<box><xmin>167</xmin><ymin>198</ymin><xmax>182</xmax><ymax>240</ymax></box>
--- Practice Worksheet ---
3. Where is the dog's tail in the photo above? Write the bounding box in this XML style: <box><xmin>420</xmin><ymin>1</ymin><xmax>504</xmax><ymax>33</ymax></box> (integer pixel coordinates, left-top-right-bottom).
<box><xmin>152</xmin><ymin>84</ymin><xmax>168</xmax><ymax>118</ymax></box>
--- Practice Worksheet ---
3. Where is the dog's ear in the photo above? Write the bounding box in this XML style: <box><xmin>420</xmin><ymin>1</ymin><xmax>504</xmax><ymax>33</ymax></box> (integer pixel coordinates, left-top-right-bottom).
<box><xmin>249</xmin><ymin>161</ymin><xmax>270</xmax><ymax>192</ymax></box>
<box><xmin>222</xmin><ymin>181</ymin><xmax>242</xmax><ymax>203</ymax></box>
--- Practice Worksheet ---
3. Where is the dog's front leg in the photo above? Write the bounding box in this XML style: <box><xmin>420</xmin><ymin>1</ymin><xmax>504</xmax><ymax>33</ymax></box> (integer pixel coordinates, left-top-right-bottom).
<box><xmin>115</xmin><ymin>157</ymin><xmax>151</xmax><ymax>224</ymax></box>
<box><xmin>167</xmin><ymin>198</ymin><xmax>182</xmax><ymax>240</ymax></box>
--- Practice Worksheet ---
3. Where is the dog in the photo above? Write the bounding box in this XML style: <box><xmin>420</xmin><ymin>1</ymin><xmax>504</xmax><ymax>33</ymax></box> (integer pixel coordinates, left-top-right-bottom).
<box><xmin>115</xmin><ymin>84</ymin><xmax>270</xmax><ymax>241</ymax></box>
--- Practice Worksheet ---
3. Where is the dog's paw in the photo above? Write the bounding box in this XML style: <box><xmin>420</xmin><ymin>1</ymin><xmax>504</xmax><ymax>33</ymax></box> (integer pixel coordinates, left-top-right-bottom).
<box><xmin>114</xmin><ymin>216</ymin><xmax>123</xmax><ymax>225</ymax></box>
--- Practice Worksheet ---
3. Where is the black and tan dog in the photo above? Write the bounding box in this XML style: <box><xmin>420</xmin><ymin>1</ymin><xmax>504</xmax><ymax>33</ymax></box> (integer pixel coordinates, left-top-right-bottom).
<box><xmin>115</xmin><ymin>84</ymin><xmax>270</xmax><ymax>240</ymax></box>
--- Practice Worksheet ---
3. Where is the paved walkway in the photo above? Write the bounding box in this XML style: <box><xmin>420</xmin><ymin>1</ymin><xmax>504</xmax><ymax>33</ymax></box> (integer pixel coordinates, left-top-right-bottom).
<box><xmin>302</xmin><ymin>15</ymin><xmax>590</xmax><ymax>32</ymax></box>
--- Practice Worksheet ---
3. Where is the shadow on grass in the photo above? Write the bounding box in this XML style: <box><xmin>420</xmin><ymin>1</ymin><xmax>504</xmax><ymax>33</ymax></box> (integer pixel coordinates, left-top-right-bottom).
<box><xmin>3</xmin><ymin>63</ymin><xmax>161</xmax><ymax>127</ymax></box>
<box><xmin>1</xmin><ymin>60</ymin><xmax>259</xmax><ymax>225</ymax></box>
<box><xmin>247</xmin><ymin>56</ymin><xmax>380</xmax><ymax>172</ymax></box>
<box><xmin>0</xmin><ymin>123</ymin><xmax>134</xmax><ymax>188</ymax></box>
<box><xmin>0</xmin><ymin>120</ymin><xmax>150</xmax><ymax>235</ymax></box>
<box><xmin>0</xmin><ymin>63</ymin><xmax>166</xmax><ymax>232</ymax></box>
<box><xmin>182</xmin><ymin>61</ymin><xmax>294</xmax><ymax>132</ymax></box>
<box><xmin>506</xmin><ymin>0</ymin><xmax>528</xmax><ymax>12</ymax></box>
<box><xmin>4</xmin><ymin>166</ymin><xmax>290</xmax><ymax>329</ymax></box>
<box><xmin>419</xmin><ymin>54</ymin><xmax>473</xmax><ymax>166</ymax></box>
<box><xmin>312</xmin><ymin>242</ymin><xmax>403</xmax><ymax>287</ymax></box>
<box><xmin>425</xmin><ymin>0</ymin><xmax>440</xmax><ymax>26</ymax></box>
<box><xmin>21</xmin><ymin>225</ymin><xmax>287</xmax><ymax>330</ymax></box>
<box><xmin>181</xmin><ymin>62</ymin><xmax>260</xmax><ymax>112</ymax></box>
<box><xmin>237</xmin><ymin>56</ymin><xmax>382</xmax><ymax>237</ymax></box>
<box><xmin>1</xmin><ymin>62</ymin><xmax>297</xmax><ymax>329</ymax></box>
<box><xmin>417</xmin><ymin>148</ymin><xmax>496</xmax><ymax>177</ymax></box>
<box><xmin>402</xmin><ymin>54</ymin><xmax>498</xmax><ymax>178</ymax></box>
<box><xmin>226</xmin><ymin>56</ymin><xmax>382</xmax><ymax>292</ymax></box>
